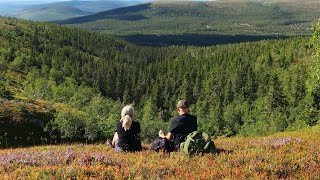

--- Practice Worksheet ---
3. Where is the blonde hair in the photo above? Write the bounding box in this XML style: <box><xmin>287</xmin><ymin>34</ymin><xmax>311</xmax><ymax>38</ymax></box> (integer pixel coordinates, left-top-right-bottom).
<box><xmin>120</xmin><ymin>105</ymin><xmax>135</xmax><ymax>131</ymax></box>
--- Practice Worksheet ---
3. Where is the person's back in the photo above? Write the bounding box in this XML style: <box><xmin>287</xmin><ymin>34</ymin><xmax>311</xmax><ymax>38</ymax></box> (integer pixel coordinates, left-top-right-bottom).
<box><xmin>159</xmin><ymin>99</ymin><xmax>197</xmax><ymax>149</ymax></box>
<box><xmin>112</xmin><ymin>105</ymin><xmax>142</xmax><ymax>152</ymax></box>
<box><xmin>116</xmin><ymin>121</ymin><xmax>141</xmax><ymax>151</ymax></box>
<box><xmin>169</xmin><ymin>113</ymin><xmax>197</xmax><ymax>146</ymax></box>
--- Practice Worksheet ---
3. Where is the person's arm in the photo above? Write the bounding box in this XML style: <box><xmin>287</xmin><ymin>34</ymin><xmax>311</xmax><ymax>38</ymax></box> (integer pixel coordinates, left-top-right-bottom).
<box><xmin>137</xmin><ymin>122</ymin><xmax>141</xmax><ymax>133</ymax></box>
<box><xmin>159</xmin><ymin>117</ymin><xmax>177</xmax><ymax>141</ymax></box>
<box><xmin>159</xmin><ymin>131</ymin><xmax>173</xmax><ymax>141</ymax></box>
<box><xmin>112</xmin><ymin>132</ymin><xmax>118</xmax><ymax>146</ymax></box>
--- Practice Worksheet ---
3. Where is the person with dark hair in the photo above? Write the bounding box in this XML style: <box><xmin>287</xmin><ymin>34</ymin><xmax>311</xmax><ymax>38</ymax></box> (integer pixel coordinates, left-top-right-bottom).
<box><xmin>159</xmin><ymin>99</ymin><xmax>197</xmax><ymax>149</ymax></box>
<box><xmin>111</xmin><ymin>104</ymin><xmax>142</xmax><ymax>152</ymax></box>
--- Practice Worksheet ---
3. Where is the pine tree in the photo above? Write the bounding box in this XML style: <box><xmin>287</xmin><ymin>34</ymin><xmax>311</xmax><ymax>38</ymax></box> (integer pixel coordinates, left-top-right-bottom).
<box><xmin>268</xmin><ymin>75</ymin><xmax>288</xmax><ymax>112</ymax></box>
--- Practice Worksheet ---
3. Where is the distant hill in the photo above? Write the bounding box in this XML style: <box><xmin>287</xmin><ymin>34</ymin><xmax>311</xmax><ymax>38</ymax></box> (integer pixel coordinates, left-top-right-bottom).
<box><xmin>58</xmin><ymin>0</ymin><xmax>320</xmax><ymax>46</ymax></box>
<box><xmin>9</xmin><ymin>3</ymin><xmax>91</xmax><ymax>21</ymax></box>
<box><xmin>2</xmin><ymin>0</ymin><xmax>148</xmax><ymax>21</ymax></box>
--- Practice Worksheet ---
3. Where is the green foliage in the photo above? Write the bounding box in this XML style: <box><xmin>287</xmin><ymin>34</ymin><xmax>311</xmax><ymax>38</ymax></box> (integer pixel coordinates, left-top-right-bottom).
<box><xmin>309</xmin><ymin>20</ymin><xmax>320</xmax><ymax>90</ymax></box>
<box><xmin>312</xmin><ymin>123</ymin><xmax>320</xmax><ymax>131</ymax></box>
<box><xmin>139</xmin><ymin>97</ymin><xmax>169</xmax><ymax>142</ymax></box>
<box><xmin>0</xmin><ymin>80</ymin><xmax>9</xmax><ymax>98</ymax></box>
<box><xmin>1</xmin><ymin>17</ymin><xmax>320</xmax><ymax>146</ymax></box>
<box><xmin>83</xmin><ymin>96</ymin><xmax>119</xmax><ymax>141</ymax></box>
<box><xmin>310</xmin><ymin>19</ymin><xmax>320</xmax><ymax>125</ymax></box>
<box><xmin>267</xmin><ymin>75</ymin><xmax>288</xmax><ymax>112</ymax></box>
<box><xmin>69</xmin><ymin>85</ymin><xmax>95</xmax><ymax>109</ymax></box>
<box><xmin>0</xmin><ymin>100</ymin><xmax>54</xmax><ymax>148</ymax></box>
<box><xmin>223</xmin><ymin>102</ymin><xmax>245</xmax><ymax>136</ymax></box>
<box><xmin>310</xmin><ymin>19</ymin><xmax>320</xmax><ymax>86</ymax></box>
<box><xmin>287</xmin><ymin>119</ymin><xmax>309</xmax><ymax>131</ymax></box>
<box><xmin>141</xmin><ymin>97</ymin><xmax>158</xmax><ymax>123</ymax></box>
<box><xmin>140</xmin><ymin>120</ymin><xmax>168</xmax><ymax>143</ymax></box>
<box><xmin>53</xmin><ymin>110</ymin><xmax>85</xmax><ymax>141</ymax></box>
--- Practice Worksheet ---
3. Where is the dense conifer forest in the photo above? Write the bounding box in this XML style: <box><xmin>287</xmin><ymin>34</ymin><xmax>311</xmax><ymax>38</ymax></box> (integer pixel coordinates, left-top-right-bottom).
<box><xmin>0</xmin><ymin>17</ymin><xmax>320</xmax><ymax>148</ymax></box>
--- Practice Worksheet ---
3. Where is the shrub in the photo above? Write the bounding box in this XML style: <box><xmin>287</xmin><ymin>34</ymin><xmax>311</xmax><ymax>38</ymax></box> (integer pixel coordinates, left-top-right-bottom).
<box><xmin>52</xmin><ymin>110</ymin><xmax>85</xmax><ymax>141</ymax></box>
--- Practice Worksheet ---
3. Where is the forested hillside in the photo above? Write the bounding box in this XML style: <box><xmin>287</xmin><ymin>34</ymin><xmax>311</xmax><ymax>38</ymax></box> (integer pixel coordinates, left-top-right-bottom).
<box><xmin>0</xmin><ymin>17</ymin><xmax>319</xmax><ymax>148</ymax></box>
<box><xmin>58</xmin><ymin>0</ymin><xmax>320</xmax><ymax>46</ymax></box>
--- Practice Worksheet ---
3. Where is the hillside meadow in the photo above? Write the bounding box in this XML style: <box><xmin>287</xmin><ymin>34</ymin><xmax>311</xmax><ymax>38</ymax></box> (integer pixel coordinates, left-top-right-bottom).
<box><xmin>0</xmin><ymin>128</ymin><xmax>319</xmax><ymax>179</ymax></box>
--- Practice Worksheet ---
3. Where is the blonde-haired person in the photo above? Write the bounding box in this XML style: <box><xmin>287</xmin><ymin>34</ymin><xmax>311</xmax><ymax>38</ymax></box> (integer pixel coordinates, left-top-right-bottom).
<box><xmin>111</xmin><ymin>105</ymin><xmax>142</xmax><ymax>152</ymax></box>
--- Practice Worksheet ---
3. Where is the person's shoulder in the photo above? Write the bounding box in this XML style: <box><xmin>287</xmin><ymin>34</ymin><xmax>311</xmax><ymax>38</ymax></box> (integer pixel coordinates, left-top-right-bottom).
<box><xmin>116</xmin><ymin>121</ymin><xmax>122</xmax><ymax>127</ymax></box>
<box><xmin>131</xmin><ymin>121</ymin><xmax>140</xmax><ymax>129</ymax></box>
<box><xmin>132</xmin><ymin>121</ymin><xmax>140</xmax><ymax>125</ymax></box>
<box><xmin>187</xmin><ymin>114</ymin><xmax>197</xmax><ymax>120</ymax></box>
<box><xmin>172</xmin><ymin>115</ymin><xmax>183</xmax><ymax>122</ymax></box>
<box><xmin>170</xmin><ymin>116</ymin><xmax>181</xmax><ymax>125</ymax></box>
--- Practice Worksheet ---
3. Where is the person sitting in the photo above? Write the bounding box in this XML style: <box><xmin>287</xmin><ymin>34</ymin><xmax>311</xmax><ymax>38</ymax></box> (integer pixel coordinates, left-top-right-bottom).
<box><xmin>111</xmin><ymin>104</ymin><xmax>142</xmax><ymax>152</ymax></box>
<box><xmin>159</xmin><ymin>99</ymin><xmax>197</xmax><ymax>150</ymax></box>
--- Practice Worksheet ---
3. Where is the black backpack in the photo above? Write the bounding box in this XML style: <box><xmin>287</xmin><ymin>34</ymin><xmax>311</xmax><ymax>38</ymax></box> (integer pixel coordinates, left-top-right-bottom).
<box><xmin>133</xmin><ymin>134</ymin><xmax>142</xmax><ymax>152</ymax></box>
<box><xmin>151</xmin><ymin>138</ymin><xmax>175</xmax><ymax>152</ymax></box>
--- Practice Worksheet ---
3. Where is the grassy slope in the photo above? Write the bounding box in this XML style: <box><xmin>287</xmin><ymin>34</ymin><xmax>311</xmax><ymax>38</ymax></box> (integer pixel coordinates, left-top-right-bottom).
<box><xmin>0</xmin><ymin>129</ymin><xmax>319</xmax><ymax>179</ymax></box>
<box><xmin>59</xmin><ymin>0</ymin><xmax>320</xmax><ymax>36</ymax></box>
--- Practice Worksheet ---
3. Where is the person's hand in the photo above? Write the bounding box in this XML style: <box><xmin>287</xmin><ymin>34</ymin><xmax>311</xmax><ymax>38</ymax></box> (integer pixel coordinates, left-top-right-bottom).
<box><xmin>158</xmin><ymin>130</ymin><xmax>164</xmax><ymax>138</ymax></box>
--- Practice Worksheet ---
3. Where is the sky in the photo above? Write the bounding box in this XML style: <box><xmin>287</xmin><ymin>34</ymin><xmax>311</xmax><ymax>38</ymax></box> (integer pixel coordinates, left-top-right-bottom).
<box><xmin>1</xmin><ymin>0</ymin><xmax>207</xmax><ymax>3</ymax></box>
<box><xmin>0</xmin><ymin>0</ymin><xmax>67</xmax><ymax>4</ymax></box>
<box><xmin>0</xmin><ymin>0</ymin><xmax>155</xmax><ymax>6</ymax></box>
<box><xmin>1</xmin><ymin>0</ymin><xmax>64</xmax><ymax>2</ymax></box>
<box><xmin>0</xmin><ymin>0</ymin><xmax>209</xmax><ymax>6</ymax></box>
<box><xmin>0</xmin><ymin>0</ymin><xmax>142</xmax><ymax>4</ymax></box>
<box><xmin>1</xmin><ymin>0</ymin><xmax>149</xmax><ymax>2</ymax></box>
